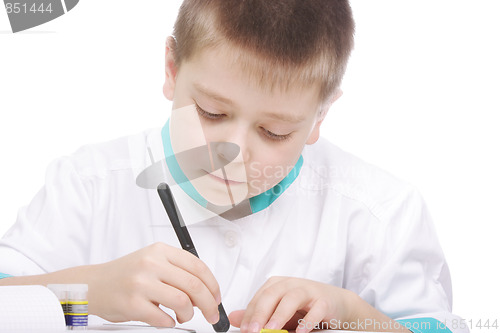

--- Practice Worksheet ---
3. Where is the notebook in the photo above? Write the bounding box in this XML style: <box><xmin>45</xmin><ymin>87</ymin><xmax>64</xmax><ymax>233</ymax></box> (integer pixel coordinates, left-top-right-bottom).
<box><xmin>0</xmin><ymin>285</ymin><xmax>66</xmax><ymax>331</ymax></box>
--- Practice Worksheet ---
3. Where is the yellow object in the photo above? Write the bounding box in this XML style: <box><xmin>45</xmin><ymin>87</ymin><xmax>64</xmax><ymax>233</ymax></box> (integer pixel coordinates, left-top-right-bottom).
<box><xmin>260</xmin><ymin>330</ymin><xmax>288</xmax><ymax>333</ymax></box>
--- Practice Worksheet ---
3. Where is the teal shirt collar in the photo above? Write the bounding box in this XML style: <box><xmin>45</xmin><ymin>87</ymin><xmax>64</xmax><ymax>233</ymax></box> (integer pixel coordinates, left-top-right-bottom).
<box><xmin>161</xmin><ymin>119</ymin><xmax>303</xmax><ymax>218</ymax></box>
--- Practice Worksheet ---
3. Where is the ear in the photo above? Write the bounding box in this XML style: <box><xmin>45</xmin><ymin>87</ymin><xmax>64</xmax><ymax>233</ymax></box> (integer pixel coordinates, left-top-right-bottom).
<box><xmin>162</xmin><ymin>36</ymin><xmax>178</xmax><ymax>101</ymax></box>
<box><xmin>306</xmin><ymin>89</ymin><xmax>343</xmax><ymax>145</ymax></box>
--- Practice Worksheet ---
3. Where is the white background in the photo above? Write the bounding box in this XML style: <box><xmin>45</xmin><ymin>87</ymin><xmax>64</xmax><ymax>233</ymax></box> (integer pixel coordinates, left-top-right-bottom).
<box><xmin>1</xmin><ymin>1</ymin><xmax>498</xmax><ymax>330</ymax></box>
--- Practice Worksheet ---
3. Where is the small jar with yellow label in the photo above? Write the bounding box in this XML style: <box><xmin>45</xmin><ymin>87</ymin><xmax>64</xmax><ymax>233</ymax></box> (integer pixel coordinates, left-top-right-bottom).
<box><xmin>47</xmin><ymin>284</ymin><xmax>88</xmax><ymax>330</ymax></box>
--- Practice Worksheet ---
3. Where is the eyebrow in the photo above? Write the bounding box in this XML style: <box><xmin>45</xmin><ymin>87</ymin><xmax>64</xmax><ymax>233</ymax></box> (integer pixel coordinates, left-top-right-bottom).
<box><xmin>260</xmin><ymin>111</ymin><xmax>307</xmax><ymax>123</ymax></box>
<box><xmin>193</xmin><ymin>82</ymin><xmax>235</xmax><ymax>106</ymax></box>
<box><xmin>193</xmin><ymin>82</ymin><xmax>307</xmax><ymax>123</ymax></box>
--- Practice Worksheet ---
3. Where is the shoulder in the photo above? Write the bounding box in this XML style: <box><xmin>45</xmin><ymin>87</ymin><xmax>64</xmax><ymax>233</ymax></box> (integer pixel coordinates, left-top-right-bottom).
<box><xmin>300</xmin><ymin>137</ymin><xmax>423</xmax><ymax>222</ymax></box>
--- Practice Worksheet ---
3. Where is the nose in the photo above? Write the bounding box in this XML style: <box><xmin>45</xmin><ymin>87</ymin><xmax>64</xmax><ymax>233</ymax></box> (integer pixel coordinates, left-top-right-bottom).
<box><xmin>212</xmin><ymin>126</ymin><xmax>251</xmax><ymax>164</ymax></box>
<box><xmin>211</xmin><ymin>142</ymin><xmax>240</xmax><ymax>165</ymax></box>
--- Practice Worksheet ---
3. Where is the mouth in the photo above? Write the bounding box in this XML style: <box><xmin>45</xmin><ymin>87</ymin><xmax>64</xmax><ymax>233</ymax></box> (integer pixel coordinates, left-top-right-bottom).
<box><xmin>204</xmin><ymin>170</ymin><xmax>246</xmax><ymax>185</ymax></box>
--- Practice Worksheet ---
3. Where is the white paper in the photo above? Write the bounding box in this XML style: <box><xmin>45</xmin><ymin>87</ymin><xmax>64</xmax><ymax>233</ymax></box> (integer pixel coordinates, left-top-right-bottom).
<box><xmin>0</xmin><ymin>285</ymin><xmax>66</xmax><ymax>331</ymax></box>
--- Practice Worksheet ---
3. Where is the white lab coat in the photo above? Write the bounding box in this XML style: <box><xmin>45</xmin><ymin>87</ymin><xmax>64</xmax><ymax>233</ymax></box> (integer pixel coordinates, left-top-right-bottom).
<box><xmin>0</xmin><ymin>128</ymin><xmax>468</xmax><ymax>332</ymax></box>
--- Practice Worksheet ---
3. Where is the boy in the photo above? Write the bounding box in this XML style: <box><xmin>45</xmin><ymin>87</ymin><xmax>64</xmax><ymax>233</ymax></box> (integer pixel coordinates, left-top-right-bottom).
<box><xmin>0</xmin><ymin>1</ymin><xmax>467</xmax><ymax>332</ymax></box>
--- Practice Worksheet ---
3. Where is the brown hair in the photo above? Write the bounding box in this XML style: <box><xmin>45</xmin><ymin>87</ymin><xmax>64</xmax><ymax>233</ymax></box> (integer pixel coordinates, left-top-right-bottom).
<box><xmin>172</xmin><ymin>0</ymin><xmax>355</xmax><ymax>104</ymax></box>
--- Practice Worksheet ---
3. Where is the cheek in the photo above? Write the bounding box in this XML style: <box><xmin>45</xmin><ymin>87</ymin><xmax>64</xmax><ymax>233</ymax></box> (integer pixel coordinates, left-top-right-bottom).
<box><xmin>170</xmin><ymin>105</ymin><xmax>207</xmax><ymax>153</ymax></box>
<box><xmin>247</xmin><ymin>143</ymin><xmax>302</xmax><ymax>186</ymax></box>
<box><xmin>199</xmin><ymin>121</ymin><xmax>222</xmax><ymax>142</ymax></box>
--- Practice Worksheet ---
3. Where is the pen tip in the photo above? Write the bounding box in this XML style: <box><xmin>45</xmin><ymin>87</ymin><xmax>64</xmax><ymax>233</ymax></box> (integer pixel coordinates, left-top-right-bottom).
<box><xmin>158</xmin><ymin>182</ymin><xmax>168</xmax><ymax>190</ymax></box>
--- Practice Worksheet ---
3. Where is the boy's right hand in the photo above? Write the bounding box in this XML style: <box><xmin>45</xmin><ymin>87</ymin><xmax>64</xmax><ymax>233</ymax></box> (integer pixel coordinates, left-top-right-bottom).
<box><xmin>87</xmin><ymin>242</ymin><xmax>222</xmax><ymax>327</ymax></box>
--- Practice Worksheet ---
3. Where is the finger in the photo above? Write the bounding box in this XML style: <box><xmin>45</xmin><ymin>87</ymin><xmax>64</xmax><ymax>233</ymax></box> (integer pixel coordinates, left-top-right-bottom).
<box><xmin>264</xmin><ymin>288</ymin><xmax>309</xmax><ymax>330</ymax></box>
<box><xmin>283</xmin><ymin>312</ymin><xmax>307</xmax><ymax>330</ymax></box>
<box><xmin>133</xmin><ymin>300</ymin><xmax>176</xmax><ymax>328</ymax></box>
<box><xmin>295</xmin><ymin>299</ymin><xmax>329</xmax><ymax>333</ymax></box>
<box><xmin>241</xmin><ymin>276</ymin><xmax>286</xmax><ymax>327</ymax></box>
<box><xmin>158</xmin><ymin>263</ymin><xmax>220</xmax><ymax>324</ymax></box>
<box><xmin>251</xmin><ymin>276</ymin><xmax>285</xmax><ymax>301</ymax></box>
<box><xmin>240</xmin><ymin>284</ymin><xmax>288</xmax><ymax>333</ymax></box>
<box><xmin>166</xmin><ymin>246</ymin><xmax>222</xmax><ymax>303</ymax></box>
<box><xmin>147</xmin><ymin>281</ymin><xmax>194</xmax><ymax>324</ymax></box>
<box><xmin>228</xmin><ymin>310</ymin><xmax>245</xmax><ymax>327</ymax></box>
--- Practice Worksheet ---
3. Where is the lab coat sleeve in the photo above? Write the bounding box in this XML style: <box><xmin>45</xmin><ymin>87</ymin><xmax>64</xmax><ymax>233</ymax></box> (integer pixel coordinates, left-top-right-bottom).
<box><xmin>0</xmin><ymin>155</ymin><xmax>93</xmax><ymax>276</ymax></box>
<box><xmin>354</xmin><ymin>187</ymin><xmax>469</xmax><ymax>333</ymax></box>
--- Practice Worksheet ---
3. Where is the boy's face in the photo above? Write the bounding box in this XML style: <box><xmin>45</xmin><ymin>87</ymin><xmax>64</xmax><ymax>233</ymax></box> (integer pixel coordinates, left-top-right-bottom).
<box><xmin>163</xmin><ymin>42</ymin><xmax>327</xmax><ymax>204</ymax></box>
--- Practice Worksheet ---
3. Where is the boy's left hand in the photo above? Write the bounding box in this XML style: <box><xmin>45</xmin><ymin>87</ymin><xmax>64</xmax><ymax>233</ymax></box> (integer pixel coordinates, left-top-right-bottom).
<box><xmin>228</xmin><ymin>276</ymin><xmax>410</xmax><ymax>333</ymax></box>
<box><xmin>228</xmin><ymin>276</ymin><xmax>353</xmax><ymax>333</ymax></box>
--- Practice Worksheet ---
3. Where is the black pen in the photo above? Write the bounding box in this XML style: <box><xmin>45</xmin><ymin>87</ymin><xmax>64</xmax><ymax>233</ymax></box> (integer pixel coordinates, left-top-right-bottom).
<box><xmin>157</xmin><ymin>182</ymin><xmax>230</xmax><ymax>333</ymax></box>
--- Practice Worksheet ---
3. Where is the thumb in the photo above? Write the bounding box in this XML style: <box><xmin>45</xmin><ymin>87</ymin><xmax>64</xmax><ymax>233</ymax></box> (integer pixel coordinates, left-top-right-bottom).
<box><xmin>228</xmin><ymin>310</ymin><xmax>245</xmax><ymax>327</ymax></box>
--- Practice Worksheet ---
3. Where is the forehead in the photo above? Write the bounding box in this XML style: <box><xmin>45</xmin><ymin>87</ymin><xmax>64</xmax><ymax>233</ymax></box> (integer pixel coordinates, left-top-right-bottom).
<box><xmin>182</xmin><ymin>50</ymin><xmax>321</xmax><ymax>119</ymax></box>
<box><xmin>178</xmin><ymin>42</ymin><xmax>323</xmax><ymax>111</ymax></box>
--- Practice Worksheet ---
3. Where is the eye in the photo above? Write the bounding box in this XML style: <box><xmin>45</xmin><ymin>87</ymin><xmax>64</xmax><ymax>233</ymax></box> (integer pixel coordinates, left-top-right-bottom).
<box><xmin>195</xmin><ymin>103</ymin><xmax>225</xmax><ymax>120</ymax></box>
<box><xmin>261</xmin><ymin>127</ymin><xmax>292</xmax><ymax>142</ymax></box>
